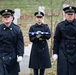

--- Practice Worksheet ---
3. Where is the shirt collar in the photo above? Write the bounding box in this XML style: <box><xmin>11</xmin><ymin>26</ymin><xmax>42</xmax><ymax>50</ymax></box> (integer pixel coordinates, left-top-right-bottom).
<box><xmin>35</xmin><ymin>23</ymin><xmax>43</xmax><ymax>27</ymax></box>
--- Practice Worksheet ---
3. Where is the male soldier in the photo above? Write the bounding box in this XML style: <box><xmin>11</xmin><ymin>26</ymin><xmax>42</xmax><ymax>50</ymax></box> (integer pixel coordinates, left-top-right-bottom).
<box><xmin>28</xmin><ymin>11</ymin><xmax>51</xmax><ymax>75</ymax></box>
<box><xmin>0</xmin><ymin>9</ymin><xmax>24</xmax><ymax>75</ymax></box>
<box><xmin>52</xmin><ymin>6</ymin><xmax>76</xmax><ymax>75</ymax></box>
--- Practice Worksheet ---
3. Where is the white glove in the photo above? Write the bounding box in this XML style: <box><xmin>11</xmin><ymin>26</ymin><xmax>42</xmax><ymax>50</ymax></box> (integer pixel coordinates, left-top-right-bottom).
<box><xmin>17</xmin><ymin>56</ymin><xmax>23</xmax><ymax>62</ymax></box>
<box><xmin>52</xmin><ymin>54</ymin><xmax>58</xmax><ymax>61</ymax></box>
<box><xmin>36</xmin><ymin>34</ymin><xmax>42</xmax><ymax>38</ymax></box>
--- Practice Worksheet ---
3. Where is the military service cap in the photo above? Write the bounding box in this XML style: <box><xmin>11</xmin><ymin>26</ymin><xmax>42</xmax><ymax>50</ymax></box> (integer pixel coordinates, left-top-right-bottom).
<box><xmin>34</xmin><ymin>11</ymin><xmax>44</xmax><ymax>18</ymax></box>
<box><xmin>63</xmin><ymin>6</ymin><xmax>76</xmax><ymax>14</ymax></box>
<box><xmin>0</xmin><ymin>9</ymin><xmax>14</xmax><ymax>17</ymax></box>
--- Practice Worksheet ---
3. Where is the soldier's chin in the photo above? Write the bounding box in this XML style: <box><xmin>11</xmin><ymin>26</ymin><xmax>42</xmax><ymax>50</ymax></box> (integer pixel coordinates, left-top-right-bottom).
<box><xmin>68</xmin><ymin>20</ymin><xmax>73</xmax><ymax>22</ymax></box>
<box><xmin>37</xmin><ymin>22</ymin><xmax>42</xmax><ymax>25</ymax></box>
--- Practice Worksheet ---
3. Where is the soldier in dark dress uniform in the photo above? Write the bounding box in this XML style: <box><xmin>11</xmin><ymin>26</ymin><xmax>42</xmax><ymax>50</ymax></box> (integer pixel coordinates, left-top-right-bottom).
<box><xmin>28</xmin><ymin>11</ymin><xmax>51</xmax><ymax>75</ymax></box>
<box><xmin>53</xmin><ymin>6</ymin><xmax>76</xmax><ymax>75</ymax></box>
<box><xmin>0</xmin><ymin>9</ymin><xmax>24</xmax><ymax>75</ymax></box>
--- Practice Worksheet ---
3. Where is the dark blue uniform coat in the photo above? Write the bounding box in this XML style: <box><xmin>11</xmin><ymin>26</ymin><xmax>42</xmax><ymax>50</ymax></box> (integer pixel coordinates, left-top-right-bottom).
<box><xmin>29</xmin><ymin>23</ymin><xmax>51</xmax><ymax>69</ymax></box>
<box><xmin>53</xmin><ymin>19</ymin><xmax>76</xmax><ymax>75</ymax></box>
<box><xmin>0</xmin><ymin>22</ymin><xmax>24</xmax><ymax>75</ymax></box>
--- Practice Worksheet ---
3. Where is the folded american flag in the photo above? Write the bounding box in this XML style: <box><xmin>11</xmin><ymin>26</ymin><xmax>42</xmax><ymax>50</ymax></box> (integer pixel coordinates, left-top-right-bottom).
<box><xmin>28</xmin><ymin>31</ymin><xmax>50</xmax><ymax>35</ymax></box>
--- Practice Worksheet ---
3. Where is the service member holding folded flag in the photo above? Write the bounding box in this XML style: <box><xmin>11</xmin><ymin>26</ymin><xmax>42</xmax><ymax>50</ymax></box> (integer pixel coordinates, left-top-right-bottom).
<box><xmin>28</xmin><ymin>11</ymin><xmax>51</xmax><ymax>75</ymax></box>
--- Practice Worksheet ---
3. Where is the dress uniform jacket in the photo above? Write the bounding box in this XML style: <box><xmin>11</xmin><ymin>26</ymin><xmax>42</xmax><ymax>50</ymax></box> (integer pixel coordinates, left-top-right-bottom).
<box><xmin>53</xmin><ymin>19</ymin><xmax>76</xmax><ymax>75</ymax></box>
<box><xmin>29</xmin><ymin>23</ymin><xmax>51</xmax><ymax>69</ymax></box>
<box><xmin>0</xmin><ymin>22</ymin><xmax>24</xmax><ymax>75</ymax></box>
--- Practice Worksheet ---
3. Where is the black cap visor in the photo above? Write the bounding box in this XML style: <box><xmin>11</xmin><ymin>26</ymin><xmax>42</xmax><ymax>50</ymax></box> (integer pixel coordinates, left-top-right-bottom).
<box><xmin>65</xmin><ymin>10</ymin><xmax>75</xmax><ymax>15</ymax></box>
<box><xmin>2</xmin><ymin>14</ymin><xmax>13</xmax><ymax>17</ymax></box>
<box><xmin>36</xmin><ymin>16</ymin><xmax>43</xmax><ymax>18</ymax></box>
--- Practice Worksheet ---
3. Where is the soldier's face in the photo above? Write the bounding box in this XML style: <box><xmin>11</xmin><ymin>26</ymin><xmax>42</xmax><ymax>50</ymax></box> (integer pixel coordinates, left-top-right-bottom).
<box><xmin>36</xmin><ymin>17</ymin><xmax>43</xmax><ymax>24</ymax></box>
<box><xmin>75</xmin><ymin>14</ymin><xmax>76</xmax><ymax>19</ymax></box>
<box><xmin>65</xmin><ymin>14</ymin><xmax>75</xmax><ymax>22</ymax></box>
<box><xmin>2</xmin><ymin>16</ymin><xmax>13</xmax><ymax>24</ymax></box>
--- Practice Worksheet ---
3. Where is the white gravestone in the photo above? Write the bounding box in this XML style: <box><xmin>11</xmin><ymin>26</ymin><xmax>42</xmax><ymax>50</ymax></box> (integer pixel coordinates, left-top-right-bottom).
<box><xmin>13</xmin><ymin>8</ymin><xmax>20</xmax><ymax>24</ymax></box>
<box><xmin>19</xmin><ymin>43</ymin><xmax>32</xmax><ymax>75</ymax></box>
<box><xmin>39</xmin><ymin>6</ymin><xmax>45</xmax><ymax>14</ymax></box>
<box><xmin>39</xmin><ymin>6</ymin><xmax>45</xmax><ymax>23</ymax></box>
<box><xmin>63</xmin><ymin>4</ymin><xmax>69</xmax><ymax>20</ymax></box>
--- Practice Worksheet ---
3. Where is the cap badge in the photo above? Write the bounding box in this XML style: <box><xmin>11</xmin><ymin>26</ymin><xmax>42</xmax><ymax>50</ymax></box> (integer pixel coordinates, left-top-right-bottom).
<box><xmin>5</xmin><ymin>10</ymin><xmax>8</xmax><ymax>12</ymax></box>
<box><xmin>70</xmin><ymin>6</ymin><xmax>72</xmax><ymax>9</ymax></box>
<box><xmin>38</xmin><ymin>12</ymin><xmax>40</xmax><ymax>15</ymax></box>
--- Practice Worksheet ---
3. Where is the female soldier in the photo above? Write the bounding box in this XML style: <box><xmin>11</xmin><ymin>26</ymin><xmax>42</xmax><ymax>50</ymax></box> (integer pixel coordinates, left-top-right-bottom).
<box><xmin>28</xmin><ymin>11</ymin><xmax>51</xmax><ymax>75</ymax></box>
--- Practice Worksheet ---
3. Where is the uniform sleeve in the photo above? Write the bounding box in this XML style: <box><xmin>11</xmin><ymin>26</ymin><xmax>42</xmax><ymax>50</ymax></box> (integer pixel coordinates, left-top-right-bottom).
<box><xmin>17</xmin><ymin>29</ymin><xmax>24</xmax><ymax>56</ymax></box>
<box><xmin>53</xmin><ymin>24</ymin><xmax>62</xmax><ymax>54</ymax></box>
<box><xmin>29</xmin><ymin>26</ymin><xmax>39</xmax><ymax>42</ymax></box>
<box><xmin>41</xmin><ymin>25</ymin><xmax>51</xmax><ymax>40</ymax></box>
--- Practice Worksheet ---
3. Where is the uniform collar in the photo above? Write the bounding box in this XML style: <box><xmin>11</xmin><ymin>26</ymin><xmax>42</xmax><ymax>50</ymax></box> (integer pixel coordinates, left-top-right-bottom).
<box><xmin>3</xmin><ymin>23</ymin><xmax>13</xmax><ymax>30</ymax></box>
<box><xmin>35</xmin><ymin>23</ymin><xmax>43</xmax><ymax>27</ymax></box>
<box><xmin>64</xmin><ymin>19</ymin><xmax>76</xmax><ymax>26</ymax></box>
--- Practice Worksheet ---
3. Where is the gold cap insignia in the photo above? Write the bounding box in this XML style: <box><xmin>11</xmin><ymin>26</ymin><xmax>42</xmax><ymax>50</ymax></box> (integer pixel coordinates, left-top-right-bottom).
<box><xmin>69</xmin><ymin>6</ymin><xmax>72</xmax><ymax>9</ymax></box>
<box><xmin>5</xmin><ymin>10</ymin><xmax>8</xmax><ymax>12</ymax></box>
